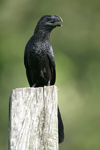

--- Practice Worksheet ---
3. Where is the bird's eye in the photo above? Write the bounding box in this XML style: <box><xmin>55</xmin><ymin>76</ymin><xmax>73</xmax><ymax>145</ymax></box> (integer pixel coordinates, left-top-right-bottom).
<box><xmin>47</xmin><ymin>17</ymin><xmax>51</xmax><ymax>21</ymax></box>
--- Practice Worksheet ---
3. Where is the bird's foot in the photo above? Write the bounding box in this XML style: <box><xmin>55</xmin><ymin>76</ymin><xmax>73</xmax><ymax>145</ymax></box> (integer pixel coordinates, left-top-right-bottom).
<box><xmin>48</xmin><ymin>81</ymin><xmax>50</xmax><ymax>86</ymax></box>
<box><xmin>32</xmin><ymin>83</ymin><xmax>36</xmax><ymax>87</ymax></box>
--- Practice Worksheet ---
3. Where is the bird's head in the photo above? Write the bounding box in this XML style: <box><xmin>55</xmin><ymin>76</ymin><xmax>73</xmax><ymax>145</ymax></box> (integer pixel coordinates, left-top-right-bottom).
<box><xmin>34</xmin><ymin>15</ymin><xmax>63</xmax><ymax>33</ymax></box>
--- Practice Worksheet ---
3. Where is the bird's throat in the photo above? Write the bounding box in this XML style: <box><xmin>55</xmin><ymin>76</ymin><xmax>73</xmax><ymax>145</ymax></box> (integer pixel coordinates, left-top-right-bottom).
<box><xmin>34</xmin><ymin>29</ymin><xmax>51</xmax><ymax>41</ymax></box>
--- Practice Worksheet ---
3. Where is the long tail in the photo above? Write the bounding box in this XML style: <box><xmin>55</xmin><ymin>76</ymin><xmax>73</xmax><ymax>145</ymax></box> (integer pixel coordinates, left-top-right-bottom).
<box><xmin>58</xmin><ymin>107</ymin><xmax>65</xmax><ymax>143</ymax></box>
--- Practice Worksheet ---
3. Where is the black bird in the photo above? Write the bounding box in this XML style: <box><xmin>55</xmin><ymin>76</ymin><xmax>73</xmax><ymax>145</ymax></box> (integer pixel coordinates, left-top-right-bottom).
<box><xmin>24</xmin><ymin>15</ymin><xmax>64</xmax><ymax>143</ymax></box>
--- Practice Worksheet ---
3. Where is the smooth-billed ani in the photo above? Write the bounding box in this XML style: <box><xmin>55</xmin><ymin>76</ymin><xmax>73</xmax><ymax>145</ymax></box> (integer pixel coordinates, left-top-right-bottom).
<box><xmin>24</xmin><ymin>15</ymin><xmax>64</xmax><ymax>143</ymax></box>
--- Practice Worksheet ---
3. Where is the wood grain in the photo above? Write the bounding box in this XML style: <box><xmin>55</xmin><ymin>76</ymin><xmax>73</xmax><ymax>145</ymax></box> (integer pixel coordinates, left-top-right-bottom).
<box><xmin>9</xmin><ymin>86</ymin><xmax>58</xmax><ymax>150</ymax></box>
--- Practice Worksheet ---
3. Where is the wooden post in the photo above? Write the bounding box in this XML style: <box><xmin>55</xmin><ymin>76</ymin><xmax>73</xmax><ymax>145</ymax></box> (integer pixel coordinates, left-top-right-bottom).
<box><xmin>9</xmin><ymin>86</ymin><xmax>58</xmax><ymax>150</ymax></box>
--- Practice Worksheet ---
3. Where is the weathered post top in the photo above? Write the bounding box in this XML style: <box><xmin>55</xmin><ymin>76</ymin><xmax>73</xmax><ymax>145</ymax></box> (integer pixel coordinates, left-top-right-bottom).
<box><xmin>9</xmin><ymin>86</ymin><xmax>58</xmax><ymax>150</ymax></box>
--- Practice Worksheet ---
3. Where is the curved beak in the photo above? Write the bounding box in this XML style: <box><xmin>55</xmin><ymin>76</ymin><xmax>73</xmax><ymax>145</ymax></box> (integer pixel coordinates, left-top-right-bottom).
<box><xmin>46</xmin><ymin>15</ymin><xmax>63</xmax><ymax>27</ymax></box>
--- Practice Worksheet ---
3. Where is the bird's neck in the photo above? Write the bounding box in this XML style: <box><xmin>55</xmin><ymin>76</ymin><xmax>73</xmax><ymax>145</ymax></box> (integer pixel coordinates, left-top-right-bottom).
<box><xmin>34</xmin><ymin>29</ymin><xmax>51</xmax><ymax>42</ymax></box>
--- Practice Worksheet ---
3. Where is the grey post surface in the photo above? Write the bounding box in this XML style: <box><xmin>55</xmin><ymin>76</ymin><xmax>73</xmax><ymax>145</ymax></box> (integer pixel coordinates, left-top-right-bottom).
<box><xmin>9</xmin><ymin>86</ymin><xmax>58</xmax><ymax>150</ymax></box>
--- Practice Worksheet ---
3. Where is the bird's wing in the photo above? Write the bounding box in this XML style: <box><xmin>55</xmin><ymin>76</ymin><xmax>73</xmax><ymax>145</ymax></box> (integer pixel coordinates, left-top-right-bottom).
<box><xmin>47</xmin><ymin>53</ymin><xmax>56</xmax><ymax>85</ymax></box>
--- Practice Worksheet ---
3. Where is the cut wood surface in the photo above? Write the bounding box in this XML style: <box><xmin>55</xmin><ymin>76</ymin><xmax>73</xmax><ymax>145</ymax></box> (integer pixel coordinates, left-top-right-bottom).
<box><xmin>9</xmin><ymin>86</ymin><xmax>58</xmax><ymax>150</ymax></box>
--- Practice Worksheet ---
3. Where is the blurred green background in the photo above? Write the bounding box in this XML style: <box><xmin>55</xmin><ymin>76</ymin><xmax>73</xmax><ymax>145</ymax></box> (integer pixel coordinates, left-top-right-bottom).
<box><xmin>0</xmin><ymin>0</ymin><xmax>100</xmax><ymax>149</ymax></box>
